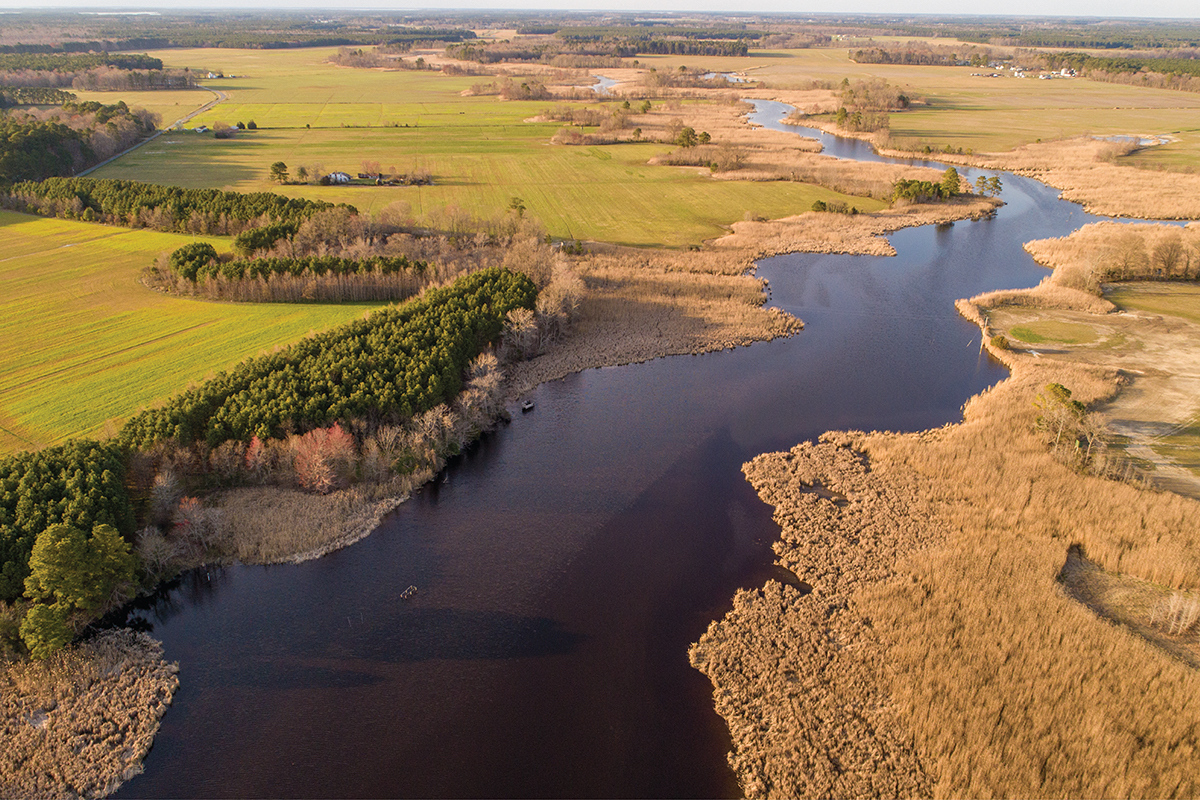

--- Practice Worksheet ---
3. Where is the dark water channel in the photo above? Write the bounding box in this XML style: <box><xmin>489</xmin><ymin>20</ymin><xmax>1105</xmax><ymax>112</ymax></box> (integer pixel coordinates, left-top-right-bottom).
<box><xmin>117</xmin><ymin>101</ymin><xmax>1113</xmax><ymax>798</ymax></box>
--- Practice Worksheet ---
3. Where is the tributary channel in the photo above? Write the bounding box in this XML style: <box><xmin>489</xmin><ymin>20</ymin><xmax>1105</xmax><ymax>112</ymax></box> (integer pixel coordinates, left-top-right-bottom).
<box><xmin>118</xmin><ymin>100</ymin><xmax>1116</xmax><ymax>798</ymax></box>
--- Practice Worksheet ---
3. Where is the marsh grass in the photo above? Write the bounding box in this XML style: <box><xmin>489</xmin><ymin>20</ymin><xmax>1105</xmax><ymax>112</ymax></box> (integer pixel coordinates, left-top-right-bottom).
<box><xmin>0</xmin><ymin>629</ymin><xmax>178</xmax><ymax>799</ymax></box>
<box><xmin>1150</xmin><ymin>592</ymin><xmax>1200</xmax><ymax>637</ymax></box>
<box><xmin>695</xmin><ymin>352</ymin><xmax>1200</xmax><ymax>798</ymax></box>
<box><xmin>695</xmin><ymin>254</ymin><xmax>1200</xmax><ymax>798</ymax></box>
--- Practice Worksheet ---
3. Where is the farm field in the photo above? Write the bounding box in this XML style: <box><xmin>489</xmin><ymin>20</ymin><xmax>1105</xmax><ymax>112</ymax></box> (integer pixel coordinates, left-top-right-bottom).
<box><xmin>0</xmin><ymin>211</ymin><xmax>377</xmax><ymax>454</ymax></box>
<box><xmin>88</xmin><ymin>48</ymin><xmax>883</xmax><ymax>247</ymax></box>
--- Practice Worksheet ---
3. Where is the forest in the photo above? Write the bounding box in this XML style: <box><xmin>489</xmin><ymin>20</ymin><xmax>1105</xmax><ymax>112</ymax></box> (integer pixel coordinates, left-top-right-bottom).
<box><xmin>0</xmin><ymin>87</ymin><xmax>76</xmax><ymax>106</ymax></box>
<box><xmin>0</xmin><ymin>102</ymin><xmax>156</xmax><ymax>186</ymax></box>
<box><xmin>0</xmin><ymin>441</ymin><xmax>134</xmax><ymax>604</ymax></box>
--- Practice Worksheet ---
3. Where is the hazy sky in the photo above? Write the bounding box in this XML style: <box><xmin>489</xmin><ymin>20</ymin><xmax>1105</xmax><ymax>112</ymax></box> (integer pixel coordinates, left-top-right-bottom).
<box><xmin>1</xmin><ymin>0</ymin><xmax>1198</xmax><ymax>20</ymax></box>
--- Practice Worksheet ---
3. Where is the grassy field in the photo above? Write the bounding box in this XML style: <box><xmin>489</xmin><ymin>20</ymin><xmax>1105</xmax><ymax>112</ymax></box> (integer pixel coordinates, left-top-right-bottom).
<box><xmin>0</xmin><ymin>211</ymin><xmax>377</xmax><ymax>454</ymax></box>
<box><xmin>86</xmin><ymin>48</ymin><xmax>881</xmax><ymax>247</ymax></box>
<box><xmin>1108</xmin><ymin>282</ymin><xmax>1200</xmax><ymax>324</ymax></box>
<box><xmin>643</xmin><ymin>48</ymin><xmax>1200</xmax><ymax>167</ymax></box>
<box><xmin>1009</xmin><ymin>320</ymin><xmax>1099</xmax><ymax>344</ymax></box>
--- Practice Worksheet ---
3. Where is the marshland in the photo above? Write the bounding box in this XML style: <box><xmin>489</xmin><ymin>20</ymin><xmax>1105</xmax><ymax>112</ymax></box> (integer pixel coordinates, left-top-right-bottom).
<box><xmin>2</xmin><ymin>11</ymin><xmax>1200</xmax><ymax>799</ymax></box>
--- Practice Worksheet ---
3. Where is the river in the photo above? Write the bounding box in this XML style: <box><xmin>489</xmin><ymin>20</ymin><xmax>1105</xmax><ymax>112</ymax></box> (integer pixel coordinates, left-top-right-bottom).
<box><xmin>116</xmin><ymin>101</ymin><xmax>1113</xmax><ymax>798</ymax></box>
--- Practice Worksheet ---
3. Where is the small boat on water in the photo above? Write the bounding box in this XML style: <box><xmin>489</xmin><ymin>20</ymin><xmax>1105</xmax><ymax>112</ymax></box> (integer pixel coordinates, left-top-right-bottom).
<box><xmin>521</xmin><ymin>400</ymin><xmax>535</xmax><ymax>413</ymax></box>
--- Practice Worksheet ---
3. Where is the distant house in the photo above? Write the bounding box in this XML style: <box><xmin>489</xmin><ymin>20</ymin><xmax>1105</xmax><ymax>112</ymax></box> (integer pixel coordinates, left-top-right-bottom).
<box><xmin>193</xmin><ymin>125</ymin><xmax>209</xmax><ymax>133</ymax></box>
<box><xmin>326</xmin><ymin>171</ymin><xmax>352</xmax><ymax>184</ymax></box>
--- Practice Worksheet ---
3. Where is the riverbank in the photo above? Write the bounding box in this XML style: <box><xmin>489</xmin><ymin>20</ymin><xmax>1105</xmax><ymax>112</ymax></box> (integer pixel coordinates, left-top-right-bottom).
<box><xmin>0</xmin><ymin>629</ymin><xmax>178</xmax><ymax>799</ymax></box>
<box><xmin>771</xmin><ymin>106</ymin><xmax>1200</xmax><ymax>221</ymax></box>
<box><xmin>692</xmin><ymin>271</ymin><xmax>1200</xmax><ymax>797</ymax></box>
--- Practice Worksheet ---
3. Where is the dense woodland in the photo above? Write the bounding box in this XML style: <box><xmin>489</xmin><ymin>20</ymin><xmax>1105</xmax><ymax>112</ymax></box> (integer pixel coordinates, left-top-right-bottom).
<box><xmin>0</xmin><ymin>87</ymin><xmax>75</xmax><ymax>106</ymax></box>
<box><xmin>0</xmin><ymin>102</ymin><xmax>156</xmax><ymax>186</ymax></box>
<box><xmin>0</xmin><ymin>442</ymin><xmax>134</xmax><ymax>604</ymax></box>
<box><xmin>6</xmin><ymin>177</ymin><xmax>343</xmax><ymax>234</ymax></box>
<box><xmin>0</xmin><ymin>52</ymin><xmax>195</xmax><ymax>92</ymax></box>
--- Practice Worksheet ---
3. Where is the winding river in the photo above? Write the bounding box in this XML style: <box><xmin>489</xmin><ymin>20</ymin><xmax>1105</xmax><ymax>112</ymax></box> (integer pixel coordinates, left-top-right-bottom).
<box><xmin>117</xmin><ymin>101</ymin><xmax>1117</xmax><ymax>798</ymax></box>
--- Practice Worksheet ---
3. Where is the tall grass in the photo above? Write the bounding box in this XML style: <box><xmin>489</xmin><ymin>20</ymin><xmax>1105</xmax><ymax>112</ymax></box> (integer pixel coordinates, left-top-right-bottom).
<box><xmin>0</xmin><ymin>629</ymin><xmax>178</xmax><ymax>798</ymax></box>
<box><xmin>694</xmin><ymin>316</ymin><xmax>1200</xmax><ymax>799</ymax></box>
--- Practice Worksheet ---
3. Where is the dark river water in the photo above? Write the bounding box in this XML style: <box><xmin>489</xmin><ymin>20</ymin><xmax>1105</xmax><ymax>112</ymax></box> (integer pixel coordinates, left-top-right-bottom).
<box><xmin>116</xmin><ymin>101</ymin><xmax>1111</xmax><ymax>798</ymax></box>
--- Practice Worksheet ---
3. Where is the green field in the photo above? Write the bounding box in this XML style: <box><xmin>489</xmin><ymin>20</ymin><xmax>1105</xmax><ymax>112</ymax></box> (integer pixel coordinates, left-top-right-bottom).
<box><xmin>1107</xmin><ymin>283</ymin><xmax>1200</xmax><ymax>323</ymax></box>
<box><xmin>88</xmin><ymin>48</ymin><xmax>883</xmax><ymax>247</ymax></box>
<box><xmin>1009</xmin><ymin>320</ymin><xmax>1099</xmax><ymax>344</ymax></box>
<box><xmin>0</xmin><ymin>211</ymin><xmax>377</xmax><ymax>454</ymax></box>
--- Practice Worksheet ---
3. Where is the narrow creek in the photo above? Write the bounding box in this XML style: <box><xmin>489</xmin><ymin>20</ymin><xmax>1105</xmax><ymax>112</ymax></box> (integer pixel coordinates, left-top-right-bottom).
<box><xmin>116</xmin><ymin>100</ymin><xmax>1115</xmax><ymax>798</ymax></box>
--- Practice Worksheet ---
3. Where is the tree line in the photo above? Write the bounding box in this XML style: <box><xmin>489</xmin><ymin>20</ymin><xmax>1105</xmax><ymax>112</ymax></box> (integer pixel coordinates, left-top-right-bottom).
<box><xmin>446</xmin><ymin>34</ymin><xmax>748</xmax><ymax>64</ymax></box>
<box><xmin>119</xmin><ymin>267</ymin><xmax>537</xmax><ymax>449</ymax></box>
<box><xmin>0</xmin><ymin>53</ymin><xmax>164</xmax><ymax>72</ymax></box>
<box><xmin>6</xmin><ymin>177</ymin><xmax>346</xmax><ymax>234</ymax></box>
<box><xmin>168</xmin><ymin>245</ymin><xmax>428</xmax><ymax>283</ymax></box>
<box><xmin>0</xmin><ymin>87</ymin><xmax>76</xmax><ymax>106</ymax></box>
<box><xmin>0</xmin><ymin>102</ymin><xmax>156</xmax><ymax>186</ymax></box>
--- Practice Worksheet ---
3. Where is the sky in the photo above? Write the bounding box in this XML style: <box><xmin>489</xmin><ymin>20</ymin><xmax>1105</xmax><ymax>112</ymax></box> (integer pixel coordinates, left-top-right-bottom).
<box><xmin>1</xmin><ymin>0</ymin><xmax>1199</xmax><ymax>19</ymax></box>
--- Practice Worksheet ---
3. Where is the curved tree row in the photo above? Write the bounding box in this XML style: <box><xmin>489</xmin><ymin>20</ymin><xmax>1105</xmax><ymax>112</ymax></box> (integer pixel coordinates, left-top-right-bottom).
<box><xmin>7</xmin><ymin>176</ymin><xmax>350</xmax><ymax>233</ymax></box>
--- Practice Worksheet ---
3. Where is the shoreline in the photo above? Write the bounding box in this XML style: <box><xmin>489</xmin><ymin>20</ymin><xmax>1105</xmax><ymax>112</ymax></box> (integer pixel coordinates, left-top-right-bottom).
<box><xmin>691</xmin><ymin>266</ymin><xmax>1200</xmax><ymax>797</ymax></box>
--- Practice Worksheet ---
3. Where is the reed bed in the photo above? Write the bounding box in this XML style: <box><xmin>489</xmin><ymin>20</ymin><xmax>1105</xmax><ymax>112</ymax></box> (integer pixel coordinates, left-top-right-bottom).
<box><xmin>0</xmin><ymin>629</ymin><xmax>178</xmax><ymax>799</ymax></box>
<box><xmin>506</xmin><ymin>247</ymin><xmax>800</xmax><ymax>398</ymax></box>
<box><xmin>711</xmin><ymin>196</ymin><xmax>1001</xmax><ymax>260</ymax></box>
<box><xmin>938</xmin><ymin>136</ymin><xmax>1200</xmax><ymax>220</ymax></box>
<box><xmin>694</xmin><ymin>292</ymin><xmax>1200</xmax><ymax>798</ymax></box>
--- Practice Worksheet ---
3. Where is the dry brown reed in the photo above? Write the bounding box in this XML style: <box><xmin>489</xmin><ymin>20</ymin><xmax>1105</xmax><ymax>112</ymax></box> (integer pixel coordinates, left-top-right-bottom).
<box><xmin>694</xmin><ymin>268</ymin><xmax>1200</xmax><ymax>797</ymax></box>
<box><xmin>505</xmin><ymin>246</ymin><xmax>801</xmax><ymax>398</ymax></box>
<box><xmin>938</xmin><ymin>136</ymin><xmax>1200</xmax><ymax>220</ymax></box>
<box><xmin>711</xmin><ymin>196</ymin><xmax>1002</xmax><ymax>260</ymax></box>
<box><xmin>1150</xmin><ymin>592</ymin><xmax>1200</xmax><ymax>636</ymax></box>
<box><xmin>0</xmin><ymin>629</ymin><xmax>178</xmax><ymax>799</ymax></box>
<box><xmin>1024</xmin><ymin>221</ymin><xmax>1200</xmax><ymax>285</ymax></box>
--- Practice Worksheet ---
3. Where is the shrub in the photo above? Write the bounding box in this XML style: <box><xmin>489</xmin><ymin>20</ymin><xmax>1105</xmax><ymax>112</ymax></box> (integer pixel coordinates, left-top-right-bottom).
<box><xmin>167</xmin><ymin>242</ymin><xmax>218</xmax><ymax>280</ymax></box>
<box><xmin>991</xmin><ymin>334</ymin><xmax>1010</xmax><ymax>350</ymax></box>
<box><xmin>291</xmin><ymin>424</ymin><xmax>357</xmax><ymax>494</ymax></box>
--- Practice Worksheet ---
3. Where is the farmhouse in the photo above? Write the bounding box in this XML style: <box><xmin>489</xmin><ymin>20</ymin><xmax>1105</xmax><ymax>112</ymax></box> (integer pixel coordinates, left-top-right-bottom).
<box><xmin>326</xmin><ymin>171</ymin><xmax>352</xmax><ymax>184</ymax></box>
